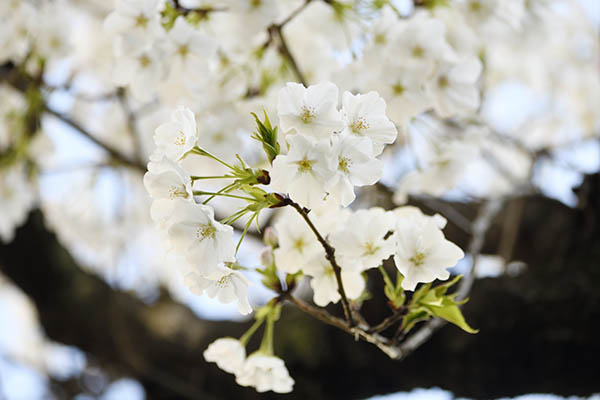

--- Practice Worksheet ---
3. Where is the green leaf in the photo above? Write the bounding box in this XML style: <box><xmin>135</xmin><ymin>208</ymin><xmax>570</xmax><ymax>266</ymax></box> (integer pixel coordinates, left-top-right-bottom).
<box><xmin>433</xmin><ymin>274</ymin><xmax>462</xmax><ymax>297</ymax></box>
<box><xmin>426</xmin><ymin>299</ymin><xmax>479</xmax><ymax>334</ymax></box>
<box><xmin>251</xmin><ymin>110</ymin><xmax>280</xmax><ymax>164</ymax></box>
<box><xmin>402</xmin><ymin>307</ymin><xmax>432</xmax><ymax>333</ymax></box>
<box><xmin>405</xmin><ymin>276</ymin><xmax>478</xmax><ymax>334</ymax></box>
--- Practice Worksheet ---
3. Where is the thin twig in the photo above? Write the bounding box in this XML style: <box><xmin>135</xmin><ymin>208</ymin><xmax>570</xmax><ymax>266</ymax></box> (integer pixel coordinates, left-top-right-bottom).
<box><xmin>117</xmin><ymin>88</ymin><xmax>145</xmax><ymax>165</ymax></box>
<box><xmin>287</xmin><ymin>200</ymin><xmax>355</xmax><ymax>325</ymax></box>
<box><xmin>367</xmin><ymin>308</ymin><xmax>406</xmax><ymax>334</ymax></box>
<box><xmin>171</xmin><ymin>0</ymin><xmax>226</xmax><ymax>16</ymax></box>
<box><xmin>284</xmin><ymin>294</ymin><xmax>401</xmax><ymax>358</ymax></box>
<box><xmin>270</xmin><ymin>25</ymin><xmax>307</xmax><ymax>86</ymax></box>
<box><xmin>43</xmin><ymin>106</ymin><xmax>145</xmax><ymax>172</ymax></box>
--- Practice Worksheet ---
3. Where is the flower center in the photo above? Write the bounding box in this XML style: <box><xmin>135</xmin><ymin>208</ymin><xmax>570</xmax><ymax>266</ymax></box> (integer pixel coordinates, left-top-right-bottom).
<box><xmin>392</xmin><ymin>83</ymin><xmax>405</xmax><ymax>96</ymax></box>
<box><xmin>363</xmin><ymin>241</ymin><xmax>379</xmax><ymax>256</ymax></box>
<box><xmin>338</xmin><ymin>156</ymin><xmax>351</xmax><ymax>174</ymax></box>
<box><xmin>177</xmin><ymin>44</ymin><xmax>189</xmax><ymax>58</ymax></box>
<box><xmin>215</xmin><ymin>275</ymin><xmax>231</xmax><ymax>288</ymax></box>
<box><xmin>138</xmin><ymin>55</ymin><xmax>151</xmax><ymax>68</ymax></box>
<box><xmin>374</xmin><ymin>33</ymin><xmax>386</xmax><ymax>45</ymax></box>
<box><xmin>469</xmin><ymin>1</ymin><xmax>483</xmax><ymax>13</ymax></box>
<box><xmin>196</xmin><ymin>224</ymin><xmax>216</xmax><ymax>241</ymax></box>
<box><xmin>409</xmin><ymin>252</ymin><xmax>426</xmax><ymax>266</ymax></box>
<box><xmin>296</xmin><ymin>157</ymin><xmax>315</xmax><ymax>173</ymax></box>
<box><xmin>169</xmin><ymin>185</ymin><xmax>189</xmax><ymax>199</ymax></box>
<box><xmin>412</xmin><ymin>45</ymin><xmax>425</xmax><ymax>58</ymax></box>
<box><xmin>351</xmin><ymin>117</ymin><xmax>369</xmax><ymax>134</ymax></box>
<box><xmin>135</xmin><ymin>14</ymin><xmax>148</xmax><ymax>28</ymax></box>
<box><xmin>174</xmin><ymin>131</ymin><xmax>186</xmax><ymax>146</ymax></box>
<box><xmin>299</xmin><ymin>106</ymin><xmax>316</xmax><ymax>123</ymax></box>
<box><xmin>437</xmin><ymin>75</ymin><xmax>449</xmax><ymax>89</ymax></box>
<box><xmin>293</xmin><ymin>237</ymin><xmax>305</xmax><ymax>252</ymax></box>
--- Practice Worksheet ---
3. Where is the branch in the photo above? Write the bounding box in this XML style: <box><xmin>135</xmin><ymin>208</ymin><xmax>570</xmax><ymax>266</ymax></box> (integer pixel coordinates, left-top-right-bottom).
<box><xmin>367</xmin><ymin>308</ymin><xmax>407</xmax><ymax>334</ymax></box>
<box><xmin>43</xmin><ymin>106</ymin><xmax>145</xmax><ymax>172</ymax></box>
<box><xmin>286</xmin><ymin>199</ymin><xmax>355</xmax><ymax>325</ymax></box>
<box><xmin>271</xmin><ymin>25</ymin><xmax>307</xmax><ymax>86</ymax></box>
<box><xmin>171</xmin><ymin>1</ymin><xmax>226</xmax><ymax>16</ymax></box>
<box><xmin>116</xmin><ymin>88</ymin><xmax>145</xmax><ymax>165</ymax></box>
<box><xmin>262</xmin><ymin>0</ymin><xmax>312</xmax><ymax>86</ymax></box>
<box><xmin>283</xmin><ymin>293</ymin><xmax>401</xmax><ymax>359</ymax></box>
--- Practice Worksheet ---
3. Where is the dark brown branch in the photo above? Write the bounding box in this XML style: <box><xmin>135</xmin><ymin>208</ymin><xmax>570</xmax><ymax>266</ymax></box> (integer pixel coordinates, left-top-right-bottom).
<box><xmin>287</xmin><ymin>200</ymin><xmax>355</xmax><ymax>325</ymax></box>
<box><xmin>368</xmin><ymin>308</ymin><xmax>407</xmax><ymax>334</ymax></box>
<box><xmin>171</xmin><ymin>0</ymin><xmax>226</xmax><ymax>16</ymax></box>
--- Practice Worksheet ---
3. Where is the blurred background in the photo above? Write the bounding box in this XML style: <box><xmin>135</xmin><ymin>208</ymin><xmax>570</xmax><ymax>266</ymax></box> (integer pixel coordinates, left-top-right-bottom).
<box><xmin>0</xmin><ymin>0</ymin><xmax>599</xmax><ymax>398</ymax></box>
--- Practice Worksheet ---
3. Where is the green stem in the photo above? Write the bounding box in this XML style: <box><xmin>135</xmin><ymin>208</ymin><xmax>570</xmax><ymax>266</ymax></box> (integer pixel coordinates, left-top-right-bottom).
<box><xmin>193</xmin><ymin>191</ymin><xmax>254</xmax><ymax>202</ymax></box>
<box><xmin>236</xmin><ymin>213</ymin><xmax>257</xmax><ymax>254</ymax></box>
<box><xmin>191</xmin><ymin>147</ymin><xmax>235</xmax><ymax>170</ymax></box>
<box><xmin>379</xmin><ymin>265</ymin><xmax>394</xmax><ymax>291</ymax></box>
<box><xmin>259</xmin><ymin>312</ymin><xmax>275</xmax><ymax>355</ymax></box>
<box><xmin>190</xmin><ymin>175</ymin><xmax>235</xmax><ymax>181</ymax></box>
<box><xmin>202</xmin><ymin>181</ymin><xmax>238</xmax><ymax>204</ymax></box>
<box><xmin>239</xmin><ymin>317</ymin><xmax>265</xmax><ymax>347</ymax></box>
<box><xmin>220</xmin><ymin>209</ymin><xmax>248</xmax><ymax>225</ymax></box>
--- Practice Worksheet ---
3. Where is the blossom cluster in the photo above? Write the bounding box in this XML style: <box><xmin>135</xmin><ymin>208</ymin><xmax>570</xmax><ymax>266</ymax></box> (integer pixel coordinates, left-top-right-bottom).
<box><xmin>204</xmin><ymin>336</ymin><xmax>294</xmax><ymax>394</ymax></box>
<box><xmin>143</xmin><ymin>107</ymin><xmax>252</xmax><ymax>315</ymax></box>
<box><xmin>0</xmin><ymin>0</ymin><xmax>70</xmax><ymax>65</ymax></box>
<box><xmin>271</xmin><ymin>81</ymin><xmax>397</xmax><ymax>208</ymax></box>
<box><xmin>342</xmin><ymin>7</ymin><xmax>483</xmax><ymax>129</ymax></box>
<box><xmin>271</xmin><ymin>203</ymin><xmax>464</xmax><ymax>308</ymax></box>
<box><xmin>141</xmin><ymin>81</ymin><xmax>468</xmax><ymax>393</ymax></box>
<box><xmin>104</xmin><ymin>0</ymin><xmax>219</xmax><ymax>102</ymax></box>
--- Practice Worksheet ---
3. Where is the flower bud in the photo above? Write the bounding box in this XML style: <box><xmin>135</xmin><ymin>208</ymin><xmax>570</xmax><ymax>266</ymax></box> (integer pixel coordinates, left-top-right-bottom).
<box><xmin>262</xmin><ymin>227</ymin><xmax>278</xmax><ymax>247</ymax></box>
<box><xmin>260</xmin><ymin>247</ymin><xmax>274</xmax><ymax>267</ymax></box>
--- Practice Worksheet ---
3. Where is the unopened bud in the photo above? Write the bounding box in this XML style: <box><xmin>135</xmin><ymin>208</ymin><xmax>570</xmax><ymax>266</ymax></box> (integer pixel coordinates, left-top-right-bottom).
<box><xmin>262</xmin><ymin>227</ymin><xmax>278</xmax><ymax>247</ymax></box>
<box><xmin>260</xmin><ymin>247</ymin><xmax>275</xmax><ymax>267</ymax></box>
<box><xmin>257</xmin><ymin>169</ymin><xmax>270</xmax><ymax>185</ymax></box>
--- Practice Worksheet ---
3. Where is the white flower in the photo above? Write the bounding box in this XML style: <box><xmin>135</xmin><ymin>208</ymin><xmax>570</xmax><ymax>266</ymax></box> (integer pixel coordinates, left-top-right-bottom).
<box><xmin>341</xmin><ymin>91</ymin><xmax>398</xmax><ymax>155</ymax></box>
<box><xmin>270</xmin><ymin>134</ymin><xmax>333</xmax><ymax>209</ymax></box>
<box><xmin>112</xmin><ymin>45</ymin><xmax>165</xmax><ymax>102</ymax></box>
<box><xmin>183</xmin><ymin>266</ymin><xmax>252</xmax><ymax>315</ymax></box>
<box><xmin>373</xmin><ymin>64</ymin><xmax>431</xmax><ymax>128</ymax></box>
<box><xmin>222</xmin><ymin>0</ymin><xmax>279</xmax><ymax>34</ymax></box>
<box><xmin>143</xmin><ymin>157</ymin><xmax>194</xmax><ymax>225</ymax></box>
<box><xmin>388</xmin><ymin>15</ymin><xmax>457</xmax><ymax>76</ymax></box>
<box><xmin>236</xmin><ymin>353</ymin><xmax>294</xmax><ymax>394</ymax></box>
<box><xmin>330</xmin><ymin>208</ymin><xmax>396</xmax><ymax>271</ymax></box>
<box><xmin>425</xmin><ymin>58</ymin><xmax>482</xmax><ymax>118</ymax></box>
<box><xmin>272</xmin><ymin>209</ymin><xmax>321</xmax><ymax>274</ymax></box>
<box><xmin>153</xmin><ymin>106</ymin><xmax>198</xmax><ymax>161</ymax></box>
<box><xmin>277</xmin><ymin>82</ymin><xmax>344</xmax><ymax>139</ymax></box>
<box><xmin>393</xmin><ymin>212</ymin><xmax>464</xmax><ymax>291</ymax></box>
<box><xmin>167</xmin><ymin>201</ymin><xmax>235</xmax><ymax>271</ymax></box>
<box><xmin>144</xmin><ymin>157</ymin><xmax>193</xmax><ymax>201</ymax></box>
<box><xmin>104</xmin><ymin>0</ymin><xmax>161</xmax><ymax>41</ymax></box>
<box><xmin>326</xmin><ymin>135</ymin><xmax>383</xmax><ymax>207</ymax></box>
<box><xmin>0</xmin><ymin>2</ymin><xmax>36</xmax><ymax>64</ymax></box>
<box><xmin>0</xmin><ymin>85</ymin><xmax>26</xmax><ymax>152</ymax></box>
<box><xmin>303</xmin><ymin>254</ymin><xmax>365</xmax><ymax>307</ymax></box>
<box><xmin>393</xmin><ymin>206</ymin><xmax>447</xmax><ymax>229</ymax></box>
<box><xmin>203</xmin><ymin>338</ymin><xmax>246</xmax><ymax>374</ymax></box>
<box><xmin>164</xmin><ymin>16</ymin><xmax>217</xmax><ymax>76</ymax></box>
<box><xmin>0</xmin><ymin>163</ymin><xmax>36</xmax><ymax>243</ymax></box>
